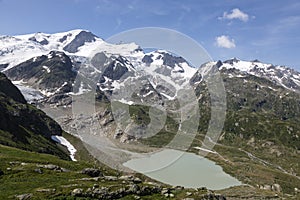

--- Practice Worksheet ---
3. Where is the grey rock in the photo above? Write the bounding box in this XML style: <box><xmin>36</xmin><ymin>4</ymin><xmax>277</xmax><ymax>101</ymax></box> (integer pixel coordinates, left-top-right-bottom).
<box><xmin>133</xmin><ymin>177</ymin><xmax>142</xmax><ymax>183</ymax></box>
<box><xmin>114</xmin><ymin>129</ymin><xmax>123</xmax><ymax>139</ymax></box>
<box><xmin>36</xmin><ymin>188</ymin><xmax>56</xmax><ymax>193</ymax></box>
<box><xmin>133</xmin><ymin>195</ymin><xmax>141</xmax><ymax>199</ymax></box>
<box><xmin>92</xmin><ymin>184</ymin><xmax>99</xmax><ymax>189</ymax></box>
<box><xmin>37</xmin><ymin>164</ymin><xmax>59</xmax><ymax>170</ymax></box>
<box><xmin>272</xmin><ymin>184</ymin><xmax>281</xmax><ymax>192</ymax></box>
<box><xmin>0</xmin><ymin>63</ymin><xmax>8</xmax><ymax>71</ymax></box>
<box><xmin>78</xmin><ymin>177</ymin><xmax>101</xmax><ymax>181</ymax></box>
<box><xmin>128</xmin><ymin>184</ymin><xmax>140</xmax><ymax>193</ymax></box>
<box><xmin>162</xmin><ymin>52</ymin><xmax>186</xmax><ymax>68</ymax></box>
<box><xmin>82</xmin><ymin>168</ymin><xmax>102</xmax><ymax>177</ymax></box>
<box><xmin>142</xmin><ymin>54</ymin><xmax>153</xmax><ymax>64</ymax></box>
<box><xmin>29</xmin><ymin>36</ymin><xmax>49</xmax><ymax>45</ymax></box>
<box><xmin>92</xmin><ymin>187</ymin><xmax>108</xmax><ymax>196</ymax></box>
<box><xmin>186</xmin><ymin>192</ymin><xmax>193</xmax><ymax>196</ymax></box>
<box><xmin>173</xmin><ymin>185</ymin><xmax>184</xmax><ymax>190</ymax></box>
<box><xmin>63</xmin><ymin>31</ymin><xmax>97</xmax><ymax>53</ymax></box>
<box><xmin>139</xmin><ymin>185</ymin><xmax>160</xmax><ymax>196</ymax></box>
<box><xmin>104</xmin><ymin>175</ymin><xmax>118</xmax><ymax>181</ymax></box>
<box><xmin>15</xmin><ymin>193</ymin><xmax>32</xmax><ymax>200</ymax></box>
<box><xmin>161</xmin><ymin>188</ymin><xmax>169</xmax><ymax>194</ymax></box>
<box><xmin>71</xmin><ymin>188</ymin><xmax>84</xmax><ymax>197</ymax></box>
<box><xmin>34</xmin><ymin>168</ymin><xmax>43</xmax><ymax>174</ymax></box>
<box><xmin>9</xmin><ymin>161</ymin><xmax>20</xmax><ymax>165</ymax></box>
<box><xmin>263</xmin><ymin>184</ymin><xmax>272</xmax><ymax>190</ymax></box>
<box><xmin>119</xmin><ymin>175</ymin><xmax>133</xmax><ymax>181</ymax></box>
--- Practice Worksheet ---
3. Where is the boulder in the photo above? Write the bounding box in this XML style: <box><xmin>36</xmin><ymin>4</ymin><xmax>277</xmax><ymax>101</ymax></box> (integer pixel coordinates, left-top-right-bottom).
<box><xmin>119</xmin><ymin>175</ymin><xmax>133</xmax><ymax>181</ymax></box>
<box><xmin>81</xmin><ymin>168</ymin><xmax>102</xmax><ymax>177</ymax></box>
<box><xmin>15</xmin><ymin>193</ymin><xmax>32</xmax><ymax>200</ymax></box>
<box><xmin>34</xmin><ymin>168</ymin><xmax>43</xmax><ymax>174</ymax></box>
<box><xmin>128</xmin><ymin>184</ymin><xmax>140</xmax><ymax>193</ymax></box>
<box><xmin>71</xmin><ymin>188</ymin><xmax>84</xmax><ymax>197</ymax></box>
<box><xmin>104</xmin><ymin>175</ymin><xmax>118</xmax><ymax>181</ymax></box>
<box><xmin>272</xmin><ymin>184</ymin><xmax>281</xmax><ymax>192</ymax></box>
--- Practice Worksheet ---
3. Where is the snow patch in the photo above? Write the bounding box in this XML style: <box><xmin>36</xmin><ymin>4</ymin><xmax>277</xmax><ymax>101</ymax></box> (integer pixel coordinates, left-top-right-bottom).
<box><xmin>68</xmin><ymin>82</ymin><xmax>90</xmax><ymax>95</ymax></box>
<box><xmin>51</xmin><ymin>135</ymin><xmax>77</xmax><ymax>161</ymax></box>
<box><xmin>117</xmin><ymin>98</ymin><xmax>135</xmax><ymax>105</ymax></box>
<box><xmin>142</xmin><ymin>91</ymin><xmax>154</xmax><ymax>97</ymax></box>
<box><xmin>42</xmin><ymin>65</ymin><xmax>51</xmax><ymax>73</ymax></box>
<box><xmin>160</xmin><ymin>92</ymin><xmax>176</xmax><ymax>100</ymax></box>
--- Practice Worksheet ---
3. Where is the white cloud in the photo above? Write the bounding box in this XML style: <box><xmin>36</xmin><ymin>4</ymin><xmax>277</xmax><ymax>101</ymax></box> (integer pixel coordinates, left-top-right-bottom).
<box><xmin>219</xmin><ymin>8</ymin><xmax>249</xmax><ymax>22</ymax></box>
<box><xmin>215</xmin><ymin>35</ymin><xmax>236</xmax><ymax>48</ymax></box>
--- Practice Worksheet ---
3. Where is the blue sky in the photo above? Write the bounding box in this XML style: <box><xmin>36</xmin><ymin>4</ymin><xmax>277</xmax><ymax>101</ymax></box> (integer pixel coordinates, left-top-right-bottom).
<box><xmin>1</xmin><ymin>0</ymin><xmax>300</xmax><ymax>70</ymax></box>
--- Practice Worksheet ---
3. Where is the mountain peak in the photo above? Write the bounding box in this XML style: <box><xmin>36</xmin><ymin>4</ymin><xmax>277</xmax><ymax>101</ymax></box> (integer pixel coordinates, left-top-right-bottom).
<box><xmin>211</xmin><ymin>58</ymin><xmax>300</xmax><ymax>93</ymax></box>
<box><xmin>63</xmin><ymin>30</ymin><xmax>99</xmax><ymax>53</ymax></box>
<box><xmin>223</xmin><ymin>57</ymin><xmax>240</xmax><ymax>64</ymax></box>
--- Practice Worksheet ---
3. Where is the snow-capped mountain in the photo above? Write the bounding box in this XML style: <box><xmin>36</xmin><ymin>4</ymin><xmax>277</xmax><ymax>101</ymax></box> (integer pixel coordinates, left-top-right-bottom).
<box><xmin>0</xmin><ymin>30</ymin><xmax>196</xmax><ymax>105</ymax></box>
<box><xmin>1</xmin><ymin>29</ymin><xmax>300</xmax><ymax>107</ymax></box>
<box><xmin>0</xmin><ymin>29</ymin><xmax>141</xmax><ymax>70</ymax></box>
<box><xmin>219</xmin><ymin>58</ymin><xmax>300</xmax><ymax>93</ymax></box>
<box><xmin>191</xmin><ymin>58</ymin><xmax>300</xmax><ymax>94</ymax></box>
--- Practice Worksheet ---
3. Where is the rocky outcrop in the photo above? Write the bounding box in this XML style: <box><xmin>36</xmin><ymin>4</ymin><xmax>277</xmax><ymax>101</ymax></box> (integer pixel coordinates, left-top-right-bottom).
<box><xmin>0</xmin><ymin>73</ymin><xmax>26</xmax><ymax>103</ymax></box>
<box><xmin>82</xmin><ymin>168</ymin><xmax>102</xmax><ymax>177</ymax></box>
<box><xmin>258</xmin><ymin>184</ymin><xmax>282</xmax><ymax>193</ymax></box>
<box><xmin>15</xmin><ymin>193</ymin><xmax>32</xmax><ymax>200</ymax></box>
<box><xmin>69</xmin><ymin>184</ymin><xmax>161</xmax><ymax>199</ymax></box>
<box><xmin>63</xmin><ymin>31</ymin><xmax>98</xmax><ymax>53</ymax></box>
<box><xmin>5</xmin><ymin>51</ymin><xmax>76</xmax><ymax>94</ymax></box>
<box><xmin>0</xmin><ymin>72</ymin><xmax>69</xmax><ymax>159</ymax></box>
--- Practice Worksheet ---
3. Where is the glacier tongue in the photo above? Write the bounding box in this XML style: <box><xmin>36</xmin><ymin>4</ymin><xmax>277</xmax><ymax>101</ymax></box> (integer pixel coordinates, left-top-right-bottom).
<box><xmin>13</xmin><ymin>81</ymin><xmax>44</xmax><ymax>103</ymax></box>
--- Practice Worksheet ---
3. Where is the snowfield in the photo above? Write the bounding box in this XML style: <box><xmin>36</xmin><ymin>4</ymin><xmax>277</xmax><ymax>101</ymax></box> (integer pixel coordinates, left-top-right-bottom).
<box><xmin>51</xmin><ymin>135</ymin><xmax>77</xmax><ymax>161</ymax></box>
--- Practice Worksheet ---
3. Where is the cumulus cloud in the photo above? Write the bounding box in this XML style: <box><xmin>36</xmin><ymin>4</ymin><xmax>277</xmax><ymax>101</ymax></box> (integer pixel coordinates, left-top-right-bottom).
<box><xmin>219</xmin><ymin>8</ymin><xmax>249</xmax><ymax>22</ymax></box>
<box><xmin>215</xmin><ymin>35</ymin><xmax>236</xmax><ymax>48</ymax></box>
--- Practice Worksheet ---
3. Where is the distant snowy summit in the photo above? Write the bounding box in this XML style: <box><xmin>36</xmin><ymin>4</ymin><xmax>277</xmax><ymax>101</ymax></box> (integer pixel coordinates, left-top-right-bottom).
<box><xmin>0</xmin><ymin>29</ymin><xmax>299</xmax><ymax>106</ymax></box>
<box><xmin>0</xmin><ymin>30</ymin><xmax>197</xmax><ymax>105</ymax></box>
<box><xmin>0</xmin><ymin>29</ymin><xmax>140</xmax><ymax>70</ymax></box>
<box><xmin>217</xmin><ymin>58</ymin><xmax>300</xmax><ymax>93</ymax></box>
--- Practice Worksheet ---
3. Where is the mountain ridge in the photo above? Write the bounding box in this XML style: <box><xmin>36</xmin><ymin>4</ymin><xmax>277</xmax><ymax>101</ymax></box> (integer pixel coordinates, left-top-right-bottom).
<box><xmin>0</xmin><ymin>72</ymin><xmax>70</xmax><ymax>159</ymax></box>
<box><xmin>0</xmin><ymin>29</ymin><xmax>300</xmax><ymax>196</ymax></box>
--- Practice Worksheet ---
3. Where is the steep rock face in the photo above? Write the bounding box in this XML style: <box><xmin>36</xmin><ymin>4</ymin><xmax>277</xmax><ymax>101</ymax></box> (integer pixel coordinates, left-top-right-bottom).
<box><xmin>0</xmin><ymin>72</ymin><xmax>69</xmax><ymax>159</ymax></box>
<box><xmin>142</xmin><ymin>51</ymin><xmax>186</xmax><ymax>68</ymax></box>
<box><xmin>5</xmin><ymin>51</ymin><xmax>76</xmax><ymax>95</ymax></box>
<box><xmin>0</xmin><ymin>73</ymin><xmax>26</xmax><ymax>103</ymax></box>
<box><xmin>63</xmin><ymin>31</ymin><xmax>98</xmax><ymax>53</ymax></box>
<box><xmin>92</xmin><ymin>53</ymin><xmax>134</xmax><ymax>82</ymax></box>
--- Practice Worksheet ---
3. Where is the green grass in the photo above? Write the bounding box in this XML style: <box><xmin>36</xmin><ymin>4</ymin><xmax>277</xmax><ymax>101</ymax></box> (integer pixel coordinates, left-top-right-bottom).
<box><xmin>0</xmin><ymin>144</ymin><xmax>91</xmax><ymax>199</ymax></box>
<box><xmin>0</xmin><ymin>133</ymin><xmax>176</xmax><ymax>199</ymax></box>
<box><xmin>139</xmin><ymin>116</ymin><xmax>179</xmax><ymax>147</ymax></box>
<box><xmin>0</xmin><ymin>143</ymin><xmax>162</xmax><ymax>199</ymax></box>
<box><xmin>129</xmin><ymin>104</ymin><xmax>151</xmax><ymax>125</ymax></box>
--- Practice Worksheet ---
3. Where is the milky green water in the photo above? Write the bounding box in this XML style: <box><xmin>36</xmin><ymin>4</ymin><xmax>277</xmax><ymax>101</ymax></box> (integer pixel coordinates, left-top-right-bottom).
<box><xmin>123</xmin><ymin>149</ymin><xmax>241</xmax><ymax>190</ymax></box>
